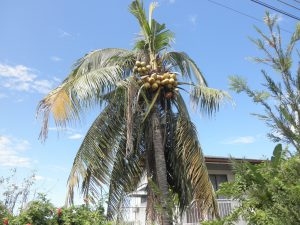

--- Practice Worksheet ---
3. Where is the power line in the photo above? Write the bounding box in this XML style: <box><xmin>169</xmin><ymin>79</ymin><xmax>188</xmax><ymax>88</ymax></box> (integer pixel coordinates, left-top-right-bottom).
<box><xmin>207</xmin><ymin>0</ymin><xmax>262</xmax><ymax>22</ymax></box>
<box><xmin>275</xmin><ymin>0</ymin><xmax>300</xmax><ymax>11</ymax></box>
<box><xmin>207</xmin><ymin>0</ymin><xmax>292</xmax><ymax>34</ymax></box>
<box><xmin>250</xmin><ymin>0</ymin><xmax>300</xmax><ymax>21</ymax></box>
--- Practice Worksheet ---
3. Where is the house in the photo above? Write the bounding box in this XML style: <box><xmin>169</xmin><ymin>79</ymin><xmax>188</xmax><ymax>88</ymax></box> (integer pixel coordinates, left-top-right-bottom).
<box><xmin>119</xmin><ymin>156</ymin><xmax>262</xmax><ymax>225</ymax></box>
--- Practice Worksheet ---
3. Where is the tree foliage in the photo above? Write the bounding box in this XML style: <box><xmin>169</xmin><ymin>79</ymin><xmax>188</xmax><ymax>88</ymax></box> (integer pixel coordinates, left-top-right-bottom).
<box><xmin>203</xmin><ymin>12</ymin><xmax>300</xmax><ymax>225</ymax></box>
<box><xmin>229</xmin><ymin>12</ymin><xmax>300</xmax><ymax>152</ymax></box>
<box><xmin>203</xmin><ymin>144</ymin><xmax>300</xmax><ymax>225</ymax></box>
<box><xmin>1</xmin><ymin>194</ymin><xmax>109</xmax><ymax>225</ymax></box>
<box><xmin>0</xmin><ymin>169</ymin><xmax>36</xmax><ymax>215</ymax></box>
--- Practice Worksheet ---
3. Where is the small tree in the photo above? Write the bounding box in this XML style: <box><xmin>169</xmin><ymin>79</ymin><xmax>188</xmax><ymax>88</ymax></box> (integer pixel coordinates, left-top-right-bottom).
<box><xmin>229</xmin><ymin>12</ymin><xmax>300</xmax><ymax>153</ymax></box>
<box><xmin>0</xmin><ymin>169</ymin><xmax>36</xmax><ymax>214</ymax></box>
<box><xmin>203</xmin><ymin>12</ymin><xmax>300</xmax><ymax>225</ymax></box>
<box><xmin>203</xmin><ymin>144</ymin><xmax>300</xmax><ymax>225</ymax></box>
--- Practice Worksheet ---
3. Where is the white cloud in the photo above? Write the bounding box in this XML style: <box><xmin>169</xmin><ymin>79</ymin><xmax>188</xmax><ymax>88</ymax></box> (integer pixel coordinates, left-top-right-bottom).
<box><xmin>49</xmin><ymin>127</ymin><xmax>83</xmax><ymax>140</ymax></box>
<box><xmin>59</xmin><ymin>29</ymin><xmax>72</xmax><ymax>38</ymax></box>
<box><xmin>49</xmin><ymin>126</ymin><xmax>77</xmax><ymax>134</ymax></box>
<box><xmin>169</xmin><ymin>0</ymin><xmax>175</xmax><ymax>3</ymax></box>
<box><xmin>68</xmin><ymin>133</ymin><xmax>83</xmax><ymax>140</ymax></box>
<box><xmin>0</xmin><ymin>135</ymin><xmax>32</xmax><ymax>167</ymax></box>
<box><xmin>188</xmin><ymin>14</ymin><xmax>198</xmax><ymax>25</ymax></box>
<box><xmin>0</xmin><ymin>63</ymin><xmax>54</xmax><ymax>94</ymax></box>
<box><xmin>53</xmin><ymin>76</ymin><xmax>61</xmax><ymax>82</ymax></box>
<box><xmin>33</xmin><ymin>175</ymin><xmax>45</xmax><ymax>181</ymax></box>
<box><xmin>224</xmin><ymin>136</ymin><xmax>255</xmax><ymax>145</ymax></box>
<box><xmin>50</xmin><ymin>56</ymin><xmax>62</xmax><ymax>62</ymax></box>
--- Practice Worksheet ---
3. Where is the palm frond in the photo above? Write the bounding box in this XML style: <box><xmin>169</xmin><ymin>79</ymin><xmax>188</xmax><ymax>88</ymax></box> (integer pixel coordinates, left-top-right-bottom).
<box><xmin>37</xmin><ymin>48</ymin><xmax>130</xmax><ymax>140</ymax></box>
<box><xmin>174</xmin><ymin>107</ymin><xmax>219</xmax><ymax>217</ymax></box>
<box><xmin>163</xmin><ymin>51</ymin><xmax>207</xmax><ymax>85</ymax></box>
<box><xmin>149</xmin><ymin>2</ymin><xmax>158</xmax><ymax>28</ymax></box>
<box><xmin>107</xmin><ymin>134</ymin><xmax>145</xmax><ymax>219</ymax></box>
<box><xmin>129</xmin><ymin>0</ymin><xmax>151</xmax><ymax>38</ymax></box>
<box><xmin>65</xmin><ymin>87</ymin><xmax>126</xmax><ymax>206</ymax></box>
<box><xmin>165</xmin><ymin>111</ymin><xmax>193</xmax><ymax>212</ymax></box>
<box><xmin>190</xmin><ymin>85</ymin><xmax>231</xmax><ymax>116</ymax></box>
<box><xmin>153</xmin><ymin>21</ymin><xmax>174</xmax><ymax>53</ymax></box>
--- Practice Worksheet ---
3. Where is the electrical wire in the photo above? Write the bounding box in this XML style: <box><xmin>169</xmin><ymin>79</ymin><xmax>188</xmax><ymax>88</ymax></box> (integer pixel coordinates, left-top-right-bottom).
<box><xmin>207</xmin><ymin>0</ymin><xmax>293</xmax><ymax>34</ymax></box>
<box><xmin>250</xmin><ymin>0</ymin><xmax>300</xmax><ymax>21</ymax></box>
<box><xmin>275</xmin><ymin>0</ymin><xmax>300</xmax><ymax>11</ymax></box>
<box><xmin>207</xmin><ymin>0</ymin><xmax>262</xmax><ymax>22</ymax></box>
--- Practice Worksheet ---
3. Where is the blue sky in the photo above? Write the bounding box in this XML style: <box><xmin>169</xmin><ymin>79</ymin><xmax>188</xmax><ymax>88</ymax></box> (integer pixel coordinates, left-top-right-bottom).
<box><xmin>0</xmin><ymin>0</ymin><xmax>298</xmax><ymax>207</ymax></box>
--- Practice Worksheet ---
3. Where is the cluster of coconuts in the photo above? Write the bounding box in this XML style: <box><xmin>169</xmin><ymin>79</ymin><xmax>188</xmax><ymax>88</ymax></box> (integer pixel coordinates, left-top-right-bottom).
<box><xmin>134</xmin><ymin>61</ymin><xmax>178</xmax><ymax>99</ymax></box>
<box><xmin>133</xmin><ymin>61</ymin><xmax>151</xmax><ymax>75</ymax></box>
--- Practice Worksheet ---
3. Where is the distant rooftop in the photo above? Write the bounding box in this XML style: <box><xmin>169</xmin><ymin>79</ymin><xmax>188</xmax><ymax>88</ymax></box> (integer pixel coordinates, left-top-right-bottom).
<box><xmin>204</xmin><ymin>156</ymin><xmax>263</xmax><ymax>164</ymax></box>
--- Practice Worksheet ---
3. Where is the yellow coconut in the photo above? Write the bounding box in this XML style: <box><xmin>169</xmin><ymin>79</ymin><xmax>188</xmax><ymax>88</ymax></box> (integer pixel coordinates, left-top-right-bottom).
<box><xmin>170</xmin><ymin>74</ymin><xmax>177</xmax><ymax>79</ymax></box>
<box><xmin>152</xmin><ymin>83</ymin><xmax>159</xmax><ymax>90</ymax></box>
<box><xmin>146</xmin><ymin>65</ymin><xmax>151</xmax><ymax>70</ymax></box>
<box><xmin>169</xmin><ymin>78</ymin><xmax>175</xmax><ymax>84</ymax></box>
<box><xmin>167</xmin><ymin>84</ymin><xmax>173</xmax><ymax>89</ymax></box>
<box><xmin>135</xmin><ymin>61</ymin><xmax>141</xmax><ymax>66</ymax></box>
<box><xmin>138</xmin><ymin>67</ymin><xmax>142</xmax><ymax>72</ymax></box>
<box><xmin>161</xmin><ymin>79</ymin><xmax>168</xmax><ymax>85</ymax></box>
<box><xmin>157</xmin><ymin>75</ymin><xmax>163</xmax><ymax>80</ymax></box>
<box><xmin>144</xmin><ymin>82</ymin><xmax>151</xmax><ymax>89</ymax></box>
<box><xmin>162</xmin><ymin>73</ymin><xmax>170</xmax><ymax>80</ymax></box>
<box><xmin>151</xmin><ymin>73</ymin><xmax>157</xmax><ymax>79</ymax></box>
<box><xmin>148</xmin><ymin>77</ymin><xmax>155</xmax><ymax>84</ymax></box>
<box><xmin>156</xmin><ymin>80</ymin><xmax>161</xmax><ymax>86</ymax></box>
<box><xmin>174</xmin><ymin>81</ymin><xmax>178</xmax><ymax>87</ymax></box>
<box><xmin>141</xmin><ymin>61</ymin><xmax>146</xmax><ymax>66</ymax></box>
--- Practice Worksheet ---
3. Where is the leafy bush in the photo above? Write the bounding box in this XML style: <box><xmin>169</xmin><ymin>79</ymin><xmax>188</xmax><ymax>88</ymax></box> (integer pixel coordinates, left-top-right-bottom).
<box><xmin>203</xmin><ymin>144</ymin><xmax>300</xmax><ymax>225</ymax></box>
<box><xmin>1</xmin><ymin>194</ymin><xmax>111</xmax><ymax>225</ymax></box>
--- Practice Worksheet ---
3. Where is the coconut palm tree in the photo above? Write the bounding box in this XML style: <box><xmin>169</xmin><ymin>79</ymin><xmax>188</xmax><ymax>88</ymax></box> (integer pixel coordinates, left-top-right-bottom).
<box><xmin>37</xmin><ymin>1</ymin><xmax>228</xmax><ymax>224</ymax></box>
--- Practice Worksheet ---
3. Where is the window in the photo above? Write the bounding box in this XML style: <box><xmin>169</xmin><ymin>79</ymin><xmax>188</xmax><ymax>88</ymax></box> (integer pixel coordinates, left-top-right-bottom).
<box><xmin>141</xmin><ymin>196</ymin><xmax>147</xmax><ymax>203</ymax></box>
<box><xmin>209</xmin><ymin>174</ymin><xmax>228</xmax><ymax>199</ymax></box>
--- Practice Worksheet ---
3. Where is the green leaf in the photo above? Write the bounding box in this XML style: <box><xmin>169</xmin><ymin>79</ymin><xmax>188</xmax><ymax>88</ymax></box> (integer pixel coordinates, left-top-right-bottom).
<box><xmin>271</xmin><ymin>144</ymin><xmax>283</xmax><ymax>167</ymax></box>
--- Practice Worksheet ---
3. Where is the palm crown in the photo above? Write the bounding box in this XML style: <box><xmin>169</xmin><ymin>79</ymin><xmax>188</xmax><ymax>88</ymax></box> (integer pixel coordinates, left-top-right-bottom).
<box><xmin>38</xmin><ymin>1</ymin><xmax>228</xmax><ymax>224</ymax></box>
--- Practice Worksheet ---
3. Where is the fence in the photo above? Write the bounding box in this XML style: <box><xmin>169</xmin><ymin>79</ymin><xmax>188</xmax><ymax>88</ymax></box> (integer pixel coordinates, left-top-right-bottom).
<box><xmin>120</xmin><ymin>199</ymin><xmax>240</xmax><ymax>225</ymax></box>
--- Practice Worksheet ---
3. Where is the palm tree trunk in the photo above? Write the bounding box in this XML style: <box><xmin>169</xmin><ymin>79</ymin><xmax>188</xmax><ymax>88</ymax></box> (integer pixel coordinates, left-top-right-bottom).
<box><xmin>151</xmin><ymin>109</ymin><xmax>172</xmax><ymax>225</ymax></box>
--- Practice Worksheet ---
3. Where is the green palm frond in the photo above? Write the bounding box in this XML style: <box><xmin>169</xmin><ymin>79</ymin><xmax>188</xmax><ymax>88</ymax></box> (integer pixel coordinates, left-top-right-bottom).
<box><xmin>129</xmin><ymin>0</ymin><xmax>151</xmax><ymax>39</ymax></box>
<box><xmin>107</xmin><ymin>135</ymin><xmax>145</xmax><ymax>219</ymax></box>
<box><xmin>165</xmin><ymin>111</ymin><xmax>193</xmax><ymax>212</ymax></box>
<box><xmin>163</xmin><ymin>51</ymin><xmax>207</xmax><ymax>85</ymax></box>
<box><xmin>190</xmin><ymin>85</ymin><xmax>231</xmax><ymax>116</ymax></box>
<box><xmin>65</xmin><ymin>87</ymin><xmax>126</xmax><ymax>206</ymax></box>
<box><xmin>152</xmin><ymin>20</ymin><xmax>174</xmax><ymax>53</ymax></box>
<box><xmin>174</xmin><ymin>107</ymin><xmax>219</xmax><ymax>217</ymax></box>
<box><xmin>130</xmin><ymin>0</ymin><xmax>173</xmax><ymax>55</ymax></box>
<box><xmin>37</xmin><ymin>48</ymin><xmax>130</xmax><ymax>140</ymax></box>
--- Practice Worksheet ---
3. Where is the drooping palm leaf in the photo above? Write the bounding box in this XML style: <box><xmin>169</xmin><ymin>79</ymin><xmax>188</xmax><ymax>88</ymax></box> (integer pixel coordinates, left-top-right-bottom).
<box><xmin>107</xmin><ymin>133</ymin><xmax>145</xmax><ymax>219</ymax></box>
<box><xmin>174</xmin><ymin>99</ymin><xmax>219</xmax><ymax>217</ymax></box>
<box><xmin>164</xmin><ymin>111</ymin><xmax>193</xmax><ymax>213</ymax></box>
<box><xmin>163</xmin><ymin>51</ymin><xmax>207</xmax><ymax>85</ymax></box>
<box><xmin>190</xmin><ymin>84</ymin><xmax>231</xmax><ymax>116</ymax></box>
<box><xmin>37</xmin><ymin>48</ymin><xmax>130</xmax><ymax>140</ymax></box>
<box><xmin>65</xmin><ymin>87</ymin><xmax>126</xmax><ymax>205</ymax></box>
